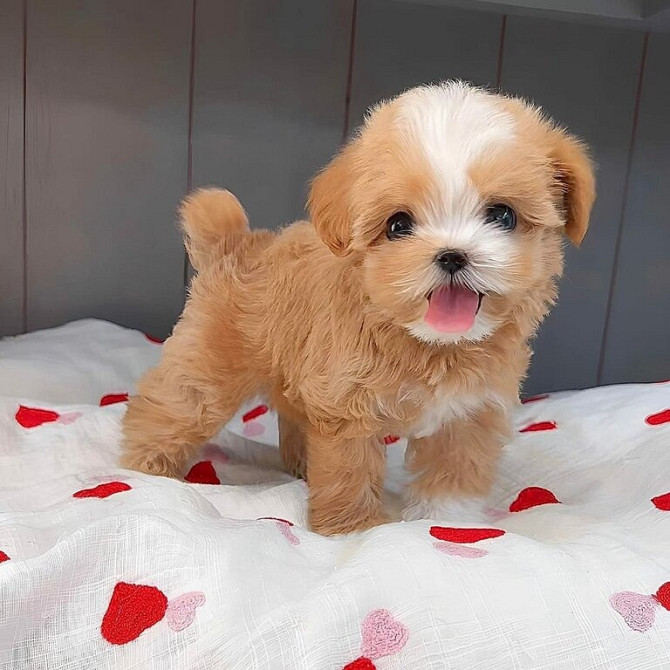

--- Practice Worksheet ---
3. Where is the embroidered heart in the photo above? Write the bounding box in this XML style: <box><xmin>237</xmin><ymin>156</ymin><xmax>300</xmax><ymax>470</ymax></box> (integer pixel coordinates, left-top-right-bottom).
<box><xmin>652</xmin><ymin>492</ymin><xmax>670</xmax><ymax>511</ymax></box>
<box><xmin>73</xmin><ymin>482</ymin><xmax>131</xmax><ymax>499</ymax></box>
<box><xmin>100</xmin><ymin>393</ymin><xmax>129</xmax><ymax>406</ymax></box>
<box><xmin>509</xmin><ymin>486</ymin><xmax>560</xmax><ymax>512</ymax></box>
<box><xmin>258</xmin><ymin>517</ymin><xmax>300</xmax><ymax>544</ymax></box>
<box><xmin>519</xmin><ymin>420</ymin><xmax>557</xmax><ymax>433</ymax></box>
<box><xmin>646</xmin><ymin>409</ymin><xmax>670</xmax><ymax>426</ymax></box>
<box><xmin>58</xmin><ymin>411</ymin><xmax>82</xmax><ymax>425</ymax></box>
<box><xmin>184</xmin><ymin>461</ymin><xmax>220</xmax><ymax>485</ymax></box>
<box><xmin>165</xmin><ymin>591</ymin><xmax>206</xmax><ymax>632</ymax></box>
<box><xmin>201</xmin><ymin>443</ymin><xmax>230</xmax><ymax>464</ymax></box>
<box><xmin>483</xmin><ymin>506</ymin><xmax>508</xmax><ymax>520</ymax></box>
<box><xmin>101</xmin><ymin>582</ymin><xmax>168</xmax><ymax>645</ymax></box>
<box><xmin>521</xmin><ymin>394</ymin><xmax>549</xmax><ymax>404</ymax></box>
<box><xmin>242</xmin><ymin>405</ymin><xmax>268</xmax><ymax>422</ymax></box>
<box><xmin>15</xmin><ymin>406</ymin><xmax>82</xmax><ymax>427</ymax></box>
<box><xmin>360</xmin><ymin>609</ymin><xmax>409</xmax><ymax>659</ymax></box>
<box><xmin>0</xmin><ymin>551</ymin><xmax>10</xmax><ymax>563</ymax></box>
<box><xmin>242</xmin><ymin>421</ymin><xmax>265</xmax><ymax>438</ymax></box>
<box><xmin>275</xmin><ymin>520</ymin><xmax>299</xmax><ymax>545</ymax></box>
<box><xmin>383</xmin><ymin>435</ymin><xmax>400</xmax><ymax>445</ymax></box>
<box><xmin>610</xmin><ymin>591</ymin><xmax>658</xmax><ymax>632</ymax></box>
<box><xmin>144</xmin><ymin>333</ymin><xmax>164</xmax><ymax>344</ymax></box>
<box><xmin>655</xmin><ymin>582</ymin><xmax>670</xmax><ymax>610</ymax></box>
<box><xmin>429</xmin><ymin>526</ymin><xmax>505</xmax><ymax>543</ymax></box>
<box><xmin>15</xmin><ymin>405</ymin><xmax>60</xmax><ymax>428</ymax></box>
<box><xmin>344</xmin><ymin>659</ymin><xmax>376</xmax><ymax>670</ymax></box>
<box><xmin>433</xmin><ymin>541</ymin><xmax>487</xmax><ymax>558</ymax></box>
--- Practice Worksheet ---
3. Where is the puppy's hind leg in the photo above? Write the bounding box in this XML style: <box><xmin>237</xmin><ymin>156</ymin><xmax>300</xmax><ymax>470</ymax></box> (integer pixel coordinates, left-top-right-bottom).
<box><xmin>278</xmin><ymin>414</ymin><xmax>307</xmax><ymax>479</ymax></box>
<box><xmin>121</xmin><ymin>318</ymin><xmax>257</xmax><ymax>479</ymax></box>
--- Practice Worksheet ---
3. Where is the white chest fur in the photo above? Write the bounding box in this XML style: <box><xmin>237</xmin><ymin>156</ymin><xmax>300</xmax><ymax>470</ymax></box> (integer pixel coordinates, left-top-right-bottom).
<box><xmin>409</xmin><ymin>389</ymin><xmax>502</xmax><ymax>438</ymax></box>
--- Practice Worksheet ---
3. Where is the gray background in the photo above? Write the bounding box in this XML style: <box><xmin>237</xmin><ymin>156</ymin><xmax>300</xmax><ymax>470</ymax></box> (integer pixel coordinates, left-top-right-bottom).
<box><xmin>1</xmin><ymin>0</ymin><xmax>668</xmax><ymax>395</ymax></box>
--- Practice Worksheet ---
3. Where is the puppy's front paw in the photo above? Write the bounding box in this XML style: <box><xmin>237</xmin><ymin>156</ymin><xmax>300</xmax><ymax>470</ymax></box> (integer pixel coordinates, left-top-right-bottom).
<box><xmin>309</xmin><ymin>507</ymin><xmax>390</xmax><ymax>536</ymax></box>
<box><xmin>120</xmin><ymin>449</ymin><xmax>182</xmax><ymax>479</ymax></box>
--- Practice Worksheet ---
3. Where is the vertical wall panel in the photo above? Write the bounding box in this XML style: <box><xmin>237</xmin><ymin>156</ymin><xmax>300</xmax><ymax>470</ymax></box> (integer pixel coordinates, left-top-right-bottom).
<box><xmin>0</xmin><ymin>0</ymin><xmax>24</xmax><ymax>337</ymax></box>
<box><xmin>25</xmin><ymin>0</ymin><xmax>191</xmax><ymax>338</ymax></box>
<box><xmin>349</xmin><ymin>0</ymin><xmax>502</xmax><ymax>127</ymax></box>
<box><xmin>601</xmin><ymin>33</ymin><xmax>670</xmax><ymax>384</ymax></box>
<box><xmin>191</xmin><ymin>0</ymin><xmax>352</xmax><ymax>229</ymax></box>
<box><xmin>500</xmin><ymin>18</ymin><xmax>643</xmax><ymax>394</ymax></box>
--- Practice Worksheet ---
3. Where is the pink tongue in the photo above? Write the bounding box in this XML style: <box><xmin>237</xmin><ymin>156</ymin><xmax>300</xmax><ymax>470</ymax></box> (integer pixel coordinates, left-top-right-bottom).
<box><xmin>425</xmin><ymin>285</ymin><xmax>480</xmax><ymax>333</ymax></box>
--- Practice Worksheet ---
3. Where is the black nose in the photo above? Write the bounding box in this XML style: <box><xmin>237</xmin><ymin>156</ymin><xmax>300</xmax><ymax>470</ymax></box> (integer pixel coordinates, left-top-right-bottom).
<box><xmin>436</xmin><ymin>250</ymin><xmax>468</xmax><ymax>274</ymax></box>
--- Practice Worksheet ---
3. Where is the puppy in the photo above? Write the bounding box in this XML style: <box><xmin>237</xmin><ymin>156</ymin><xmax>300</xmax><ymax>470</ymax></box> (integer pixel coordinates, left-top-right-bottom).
<box><xmin>121</xmin><ymin>81</ymin><xmax>595</xmax><ymax>535</ymax></box>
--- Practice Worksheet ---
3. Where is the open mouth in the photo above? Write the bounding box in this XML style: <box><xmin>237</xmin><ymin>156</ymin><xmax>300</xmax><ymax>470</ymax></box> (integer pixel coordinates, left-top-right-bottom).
<box><xmin>424</xmin><ymin>285</ymin><xmax>484</xmax><ymax>333</ymax></box>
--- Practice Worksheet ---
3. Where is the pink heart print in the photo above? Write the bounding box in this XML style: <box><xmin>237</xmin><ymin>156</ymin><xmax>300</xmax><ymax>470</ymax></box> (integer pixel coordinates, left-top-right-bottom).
<box><xmin>275</xmin><ymin>520</ymin><xmax>300</xmax><ymax>545</ymax></box>
<box><xmin>433</xmin><ymin>541</ymin><xmax>487</xmax><ymax>559</ymax></box>
<box><xmin>165</xmin><ymin>591</ymin><xmax>206</xmax><ymax>632</ymax></box>
<box><xmin>360</xmin><ymin>609</ymin><xmax>409</xmax><ymax>659</ymax></box>
<box><xmin>58</xmin><ymin>411</ymin><xmax>82</xmax><ymax>425</ymax></box>
<box><xmin>610</xmin><ymin>592</ymin><xmax>657</xmax><ymax>632</ymax></box>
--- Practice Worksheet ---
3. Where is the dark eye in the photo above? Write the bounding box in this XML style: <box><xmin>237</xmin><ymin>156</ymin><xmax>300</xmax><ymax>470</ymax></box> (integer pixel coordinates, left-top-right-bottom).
<box><xmin>386</xmin><ymin>212</ymin><xmax>414</xmax><ymax>240</ymax></box>
<box><xmin>485</xmin><ymin>204</ymin><xmax>516</xmax><ymax>231</ymax></box>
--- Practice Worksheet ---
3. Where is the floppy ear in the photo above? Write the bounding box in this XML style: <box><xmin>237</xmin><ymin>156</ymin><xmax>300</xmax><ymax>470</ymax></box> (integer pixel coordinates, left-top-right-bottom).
<box><xmin>549</xmin><ymin>130</ymin><xmax>596</xmax><ymax>246</ymax></box>
<box><xmin>307</xmin><ymin>146</ymin><xmax>357</xmax><ymax>257</ymax></box>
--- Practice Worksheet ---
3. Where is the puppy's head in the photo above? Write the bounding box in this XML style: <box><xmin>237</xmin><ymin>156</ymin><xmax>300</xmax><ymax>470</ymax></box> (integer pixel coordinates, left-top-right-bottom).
<box><xmin>308</xmin><ymin>82</ymin><xmax>595</xmax><ymax>344</ymax></box>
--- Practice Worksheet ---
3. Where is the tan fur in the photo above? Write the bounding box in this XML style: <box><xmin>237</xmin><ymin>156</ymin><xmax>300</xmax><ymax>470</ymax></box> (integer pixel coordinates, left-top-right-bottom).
<box><xmin>121</xmin><ymin>83</ymin><xmax>595</xmax><ymax>535</ymax></box>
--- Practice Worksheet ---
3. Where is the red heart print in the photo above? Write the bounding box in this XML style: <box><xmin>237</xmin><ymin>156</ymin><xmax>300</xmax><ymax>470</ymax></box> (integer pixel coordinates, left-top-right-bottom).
<box><xmin>429</xmin><ymin>526</ymin><xmax>505</xmax><ymax>543</ymax></box>
<box><xmin>655</xmin><ymin>582</ymin><xmax>670</xmax><ymax>610</ymax></box>
<box><xmin>0</xmin><ymin>551</ymin><xmax>10</xmax><ymax>563</ymax></box>
<box><xmin>73</xmin><ymin>482</ymin><xmax>131</xmax><ymax>499</ymax></box>
<box><xmin>242</xmin><ymin>405</ymin><xmax>268</xmax><ymax>422</ymax></box>
<box><xmin>509</xmin><ymin>487</ymin><xmax>560</xmax><ymax>512</ymax></box>
<box><xmin>144</xmin><ymin>333</ymin><xmax>164</xmax><ymax>344</ymax></box>
<box><xmin>646</xmin><ymin>409</ymin><xmax>670</xmax><ymax>426</ymax></box>
<box><xmin>184</xmin><ymin>461</ymin><xmax>220</xmax><ymax>485</ymax></box>
<box><xmin>519</xmin><ymin>421</ymin><xmax>557</xmax><ymax>433</ymax></box>
<box><xmin>521</xmin><ymin>394</ymin><xmax>549</xmax><ymax>404</ymax></box>
<box><xmin>100</xmin><ymin>393</ymin><xmax>129</xmax><ymax>406</ymax></box>
<box><xmin>652</xmin><ymin>493</ymin><xmax>670</xmax><ymax>511</ymax></box>
<box><xmin>383</xmin><ymin>435</ymin><xmax>400</xmax><ymax>445</ymax></box>
<box><xmin>101</xmin><ymin>582</ymin><xmax>168</xmax><ymax>645</ymax></box>
<box><xmin>15</xmin><ymin>405</ymin><xmax>60</xmax><ymax>428</ymax></box>
<box><xmin>344</xmin><ymin>659</ymin><xmax>376</xmax><ymax>670</ymax></box>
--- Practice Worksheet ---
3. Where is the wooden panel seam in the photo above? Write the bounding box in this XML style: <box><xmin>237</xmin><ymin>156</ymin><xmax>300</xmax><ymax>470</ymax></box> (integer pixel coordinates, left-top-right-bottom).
<box><xmin>495</xmin><ymin>15</ymin><xmax>507</xmax><ymax>90</ymax></box>
<box><xmin>595</xmin><ymin>31</ymin><xmax>650</xmax><ymax>385</ymax></box>
<box><xmin>183</xmin><ymin>0</ymin><xmax>198</xmax><ymax>291</ymax></box>
<box><xmin>342</xmin><ymin>0</ymin><xmax>358</xmax><ymax>141</ymax></box>
<box><xmin>21</xmin><ymin>0</ymin><xmax>27</xmax><ymax>333</ymax></box>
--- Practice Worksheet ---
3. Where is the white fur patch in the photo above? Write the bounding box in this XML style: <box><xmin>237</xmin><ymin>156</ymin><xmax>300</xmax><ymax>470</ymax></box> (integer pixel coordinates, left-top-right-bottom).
<box><xmin>395</xmin><ymin>83</ymin><xmax>523</xmax><ymax>343</ymax></box>
<box><xmin>409</xmin><ymin>388</ymin><xmax>508</xmax><ymax>439</ymax></box>
<box><xmin>410</xmin><ymin>391</ymin><xmax>485</xmax><ymax>439</ymax></box>
<box><xmin>395</xmin><ymin>82</ymin><xmax>516</xmax><ymax>220</ymax></box>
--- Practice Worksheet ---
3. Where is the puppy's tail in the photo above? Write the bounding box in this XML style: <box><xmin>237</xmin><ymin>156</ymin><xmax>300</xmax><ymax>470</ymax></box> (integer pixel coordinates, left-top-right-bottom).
<box><xmin>180</xmin><ymin>188</ymin><xmax>249</xmax><ymax>272</ymax></box>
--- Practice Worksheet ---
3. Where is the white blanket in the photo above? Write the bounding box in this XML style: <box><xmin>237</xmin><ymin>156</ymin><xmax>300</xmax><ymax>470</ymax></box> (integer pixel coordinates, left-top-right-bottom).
<box><xmin>1</xmin><ymin>319</ymin><xmax>669</xmax><ymax>669</ymax></box>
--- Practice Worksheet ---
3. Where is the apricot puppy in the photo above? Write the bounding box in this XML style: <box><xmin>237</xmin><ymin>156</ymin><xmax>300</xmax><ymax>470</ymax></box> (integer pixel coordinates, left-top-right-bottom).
<box><xmin>121</xmin><ymin>82</ymin><xmax>595</xmax><ymax>535</ymax></box>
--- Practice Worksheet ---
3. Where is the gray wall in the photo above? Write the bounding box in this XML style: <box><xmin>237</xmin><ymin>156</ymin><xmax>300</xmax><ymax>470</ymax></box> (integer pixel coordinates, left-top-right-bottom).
<box><xmin>1</xmin><ymin>0</ymin><xmax>668</xmax><ymax>394</ymax></box>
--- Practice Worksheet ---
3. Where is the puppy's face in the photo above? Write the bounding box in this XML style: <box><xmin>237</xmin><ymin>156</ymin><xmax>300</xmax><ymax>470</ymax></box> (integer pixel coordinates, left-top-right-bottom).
<box><xmin>309</xmin><ymin>83</ymin><xmax>595</xmax><ymax>344</ymax></box>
